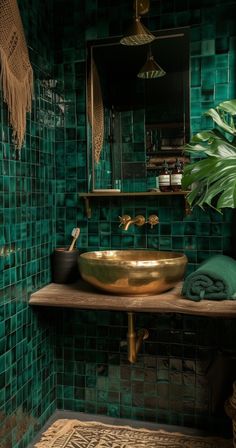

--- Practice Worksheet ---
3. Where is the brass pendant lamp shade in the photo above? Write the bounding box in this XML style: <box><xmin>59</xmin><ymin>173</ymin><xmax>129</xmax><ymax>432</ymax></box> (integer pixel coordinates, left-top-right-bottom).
<box><xmin>120</xmin><ymin>0</ymin><xmax>155</xmax><ymax>46</ymax></box>
<box><xmin>137</xmin><ymin>48</ymin><xmax>166</xmax><ymax>79</ymax></box>
<box><xmin>120</xmin><ymin>17</ymin><xmax>156</xmax><ymax>46</ymax></box>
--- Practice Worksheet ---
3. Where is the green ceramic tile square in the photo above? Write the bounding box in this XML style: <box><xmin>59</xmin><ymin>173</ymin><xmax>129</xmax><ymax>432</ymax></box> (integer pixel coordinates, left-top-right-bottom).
<box><xmin>120</xmin><ymin>406</ymin><xmax>132</xmax><ymax>419</ymax></box>
<box><xmin>190</xmin><ymin>26</ymin><xmax>201</xmax><ymax>42</ymax></box>
<box><xmin>184</xmin><ymin>222</ymin><xmax>197</xmax><ymax>235</ymax></box>
<box><xmin>216</xmin><ymin>53</ymin><xmax>229</xmax><ymax>68</ymax></box>
<box><xmin>215</xmin><ymin>83</ymin><xmax>229</xmax><ymax>100</ymax></box>
<box><xmin>191</xmin><ymin>41</ymin><xmax>201</xmax><ymax>56</ymax></box>
<box><xmin>107</xmin><ymin>403</ymin><xmax>120</xmax><ymax>417</ymax></box>
<box><xmin>209</xmin><ymin>237</ymin><xmax>222</xmax><ymax>250</ymax></box>
<box><xmin>223</xmin><ymin>237</ymin><xmax>232</xmax><ymax>251</ymax></box>
<box><xmin>172</xmin><ymin>237</ymin><xmax>184</xmax><ymax>250</ymax></box>
<box><xmin>201</xmin><ymin>39</ymin><xmax>215</xmax><ymax>55</ymax></box>
<box><xmin>97</xmin><ymin>389</ymin><xmax>108</xmax><ymax>402</ymax></box>
<box><xmin>191</xmin><ymin>87</ymin><xmax>201</xmax><ymax>101</ymax></box>
<box><xmin>184</xmin><ymin>236</ymin><xmax>197</xmax><ymax>250</ymax></box>
<box><xmin>171</xmin><ymin>222</ymin><xmax>184</xmax><ymax>236</ymax></box>
<box><xmin>159</xmin><ymin>236</ymin><xmax>172</xmax><ymax>250</ymax></box>
<box><xmin>147</xmin><ymin>236</ymin><xmax>159</xmax><ymax>250</ymax></box>
<box><xmin>201</xmin><ymin>24</ymin><xmax>215</xmax><ymax>40</ymax></box>
<box><xmin>216</xmin><ymin>37</ymin><xmax>229</xmax><ymax>53</ymax></box>
<box><xmin>158</xmin><ymin>208</ymin><xmax>172</xmax><ymax>222</ymax></box>
<box><xmin>201</xmin><ymin>86</ymin><xmax>214</xmax><ymax>102</ymax></box>
<box><xmin>202</xmin><ymin>70</ymin><xmax>215</xmax><ymax>87</ymax></box>
<box><xmin>160</xmin><ymin>223</ymin><xmax>172</xmax><ymax>235</ymax></box>
<box><xmin>184</xmin><ymin>250</ymin><xmax>197</xmax><ymax>263</ymax></box>
<box><xmin>196</xmin><ymin>222</ymin><xmax>211</xmax><ymax>236</ymax></box>
<box><xmin>197</xmin><ymin>209</ymin><xmax>211</xmax><ymax>222</ymax></box>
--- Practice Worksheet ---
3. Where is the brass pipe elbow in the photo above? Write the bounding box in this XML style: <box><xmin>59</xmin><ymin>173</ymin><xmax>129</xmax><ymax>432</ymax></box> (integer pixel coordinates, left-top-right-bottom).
<box><xmin>127</xmin><ymin>312</ymin><xmax>149</xmax><ymax>363</ymax></box>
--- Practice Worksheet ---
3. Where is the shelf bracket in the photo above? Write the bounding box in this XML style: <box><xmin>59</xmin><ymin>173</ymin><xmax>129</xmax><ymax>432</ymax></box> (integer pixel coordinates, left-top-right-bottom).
<box><xmin>83</xmin><ymin>197</ymin><xmax>92</xmax><ymax>218</ymax></box>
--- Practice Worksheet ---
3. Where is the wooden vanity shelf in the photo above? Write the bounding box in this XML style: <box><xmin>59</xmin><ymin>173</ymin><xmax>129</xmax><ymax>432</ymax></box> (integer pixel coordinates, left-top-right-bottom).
<box><xmin>79</xmin><ymin>191</ymin><xmax>190</xmax><ymax>218</ymax></box>
<box><xmin>29</xmin><ymin>280</ymin><xmax>236</xmax><ymax>317</ymax></box>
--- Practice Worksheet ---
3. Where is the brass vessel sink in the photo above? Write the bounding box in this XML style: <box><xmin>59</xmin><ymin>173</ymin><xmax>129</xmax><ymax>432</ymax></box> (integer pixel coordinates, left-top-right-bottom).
<box><xmin>78</xmin><ymin>250</ymin><xmax>187</xmax><ymax>296</ymax></box>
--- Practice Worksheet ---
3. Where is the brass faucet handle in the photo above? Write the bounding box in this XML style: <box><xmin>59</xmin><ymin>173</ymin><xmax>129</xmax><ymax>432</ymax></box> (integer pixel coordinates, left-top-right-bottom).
<box><xmin>118</xmin><ymin>214</ymin><xmax>131</xmax><ymax>227</ymax></box>
<box><xmin>147</xmin><ymin>214</ymin><xmax>159</xmax><ymax>229</ymax></box>
<box><xmin>134</xmin><ymin>215</ymin><xmax>146</xmax><ymax>227</ymax></box>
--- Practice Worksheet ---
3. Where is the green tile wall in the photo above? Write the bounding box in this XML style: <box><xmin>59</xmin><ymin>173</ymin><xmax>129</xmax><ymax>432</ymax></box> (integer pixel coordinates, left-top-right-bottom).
<box><xmin>54</xmin><ymin>0</ymin><xmax>236</xmax><ymax>266</ymax></box>
<box><xmin>52</xmin><ymin>0</ymin><xmax>236</xmax><ymax>438</ymax></box>
<box><xmin>53</xmin><ymin>308</ymin><xmax>236</xmax><ymax>436</ymax></box>
<box><xmin>0</xmin><ymin>1</ymin><xmax>57</xmax><ymax>446</ymax></box>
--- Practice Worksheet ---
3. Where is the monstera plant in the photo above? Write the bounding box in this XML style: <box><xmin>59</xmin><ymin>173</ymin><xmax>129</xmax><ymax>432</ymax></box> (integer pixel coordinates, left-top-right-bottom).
<box><xmin>182</xmin><ymin>99</ymin><xmax>236</xmax><ymax>212</ymax></box>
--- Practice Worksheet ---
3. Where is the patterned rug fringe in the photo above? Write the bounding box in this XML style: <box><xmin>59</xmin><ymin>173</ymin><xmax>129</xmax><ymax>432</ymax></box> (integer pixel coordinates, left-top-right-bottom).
<box><xmin>34</xmin><ymin>418</ymin><xmax>233</xmax><ymax>448</ymax></box>
<box><xmin>34</xmin><ymin>419</ymin><xmax>79</xmax><ymax>448</ymax></box>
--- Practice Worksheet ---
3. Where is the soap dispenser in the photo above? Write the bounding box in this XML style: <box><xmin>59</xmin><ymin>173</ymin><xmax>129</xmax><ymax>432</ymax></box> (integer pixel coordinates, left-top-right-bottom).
<box><xmin>171</xmin><ymin>158</ymin><xmax>183</xmax><ymax>191</ymax></box>
<box><xmin>159</xmin><ymin>160</ymin><xmax>171</xmax><ymax>192</ymax></box>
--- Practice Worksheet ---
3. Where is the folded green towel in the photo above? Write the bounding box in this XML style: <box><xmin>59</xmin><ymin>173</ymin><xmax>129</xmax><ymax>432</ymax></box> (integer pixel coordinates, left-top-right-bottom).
<box><xmin>182</xmin><ymin>255</ymin><xmax>236</xmax><ymax>301</ymax></box>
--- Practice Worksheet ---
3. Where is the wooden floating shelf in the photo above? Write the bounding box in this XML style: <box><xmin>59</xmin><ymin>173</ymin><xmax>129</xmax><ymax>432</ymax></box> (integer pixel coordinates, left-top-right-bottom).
<box><xmin>29</xmin><ymin>280</ymin><xmax>236</xmax><ymax>317</ymax></box>
<box><xmin>79</xmin><ymin>191</ymin><xmax>189</xmax><ymax>197</ymax></box>
<box><xmin>78</xmin><ymin>191</ymin><xmax>190</xmax><ymax>217</ymax></box>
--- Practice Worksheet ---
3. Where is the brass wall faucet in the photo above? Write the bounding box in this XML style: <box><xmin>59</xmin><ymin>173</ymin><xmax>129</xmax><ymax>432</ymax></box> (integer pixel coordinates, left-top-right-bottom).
<box><xmin>119</xmin><ymin>214</ymin><xmax>159</xmax><ymax>231</ymax></box>
<box><xmin>119</xmin><ymin>214</ymin><xmax>146</xmax><ymax>231</ymax></box>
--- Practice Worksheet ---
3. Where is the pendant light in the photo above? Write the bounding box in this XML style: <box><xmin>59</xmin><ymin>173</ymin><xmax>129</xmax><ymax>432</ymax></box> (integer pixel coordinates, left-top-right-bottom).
<box><xmin>137</xmin><ymin>46</ymin><xmax>166</xmax><ymax>79</ymax></box>
<box><xmin>120</xmin><ymin>0</ymin><xmax>155</xmax><ymax>46</ymax></box>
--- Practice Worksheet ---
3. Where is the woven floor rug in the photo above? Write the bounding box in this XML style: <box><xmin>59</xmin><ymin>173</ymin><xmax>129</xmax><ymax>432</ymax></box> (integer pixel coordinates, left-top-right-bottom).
<box><xmin>34</xmin><ymin>418</ymin><xmax>233</xmax><ymax>448</ymax></box>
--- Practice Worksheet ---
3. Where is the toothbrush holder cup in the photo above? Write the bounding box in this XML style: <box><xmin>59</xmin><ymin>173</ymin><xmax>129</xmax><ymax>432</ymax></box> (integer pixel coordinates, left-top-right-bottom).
<box><xmin>51</xmin><ymin>248</ymin><xmax>80</xmax><ymax>284</ymax></box>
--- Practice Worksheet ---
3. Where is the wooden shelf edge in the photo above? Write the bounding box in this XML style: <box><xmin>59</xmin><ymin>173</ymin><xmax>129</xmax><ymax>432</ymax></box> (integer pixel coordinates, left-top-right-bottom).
<box><xmin>78</xmin><ymin>191</ymin><xmax>191</xmax><ymax>217</ymax></box>
<box><xmin>79</xmin><ymin>191</ymin><xmax>189</xmax><ymax>198</ymax></box>
<box><xmin>29</xmin><ymin>280</ymin><xmax>236</xmax><ymax>317</ymax></box>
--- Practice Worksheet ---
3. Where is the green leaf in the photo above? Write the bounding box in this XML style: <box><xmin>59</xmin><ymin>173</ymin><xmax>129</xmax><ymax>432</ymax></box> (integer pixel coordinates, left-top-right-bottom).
<box><xmin>191</xmin><ymin>130</ymin><xmax>216</xmax><ymax>143</ymax></box>
<box><xmin>183</xmin><ymin>99</ymin><xmax>236</xmax><ymax>211</ymax></box>
<box><xmin>218</xmin><ymin>99</ymin><xmax>236</xmax><ymax>116</ymax></box>
<box><xmin>183</xmin><ymin>157</ymin><xmax>236</xmax><ymax>211</ymax></box>
<box><xmin>206</xmin><ymin>108</ymin><xmax>236</xmax><ymax>135</ymax></box>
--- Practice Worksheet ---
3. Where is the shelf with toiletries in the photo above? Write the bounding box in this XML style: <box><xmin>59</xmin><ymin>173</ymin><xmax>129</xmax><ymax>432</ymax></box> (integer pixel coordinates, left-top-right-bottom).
<box><xmin>80</xmin><ymin>120</ymin><xmax>190</xmax><ymax>217</ymax></box>
<box><xmin>145</xmin><ymin>122</ymin><xmax>186</xmax><ymax>154</ymax></box>
<box><xmin>145</xmin><ymin>122</ymin><xmax>190</xmax><ymax>196</ymax></box>
<box><xmin>145</xmin><ymin>123</ymin><xmax>189</xmax><ymax>169</ymax></box>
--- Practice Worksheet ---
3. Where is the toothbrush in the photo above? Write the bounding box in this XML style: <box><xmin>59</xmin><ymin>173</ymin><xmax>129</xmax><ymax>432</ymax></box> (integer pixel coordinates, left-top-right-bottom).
<box><xmin>68</xmin><ymin>228</ymin><xmax>80</xmax><ymax>251</ymax></box>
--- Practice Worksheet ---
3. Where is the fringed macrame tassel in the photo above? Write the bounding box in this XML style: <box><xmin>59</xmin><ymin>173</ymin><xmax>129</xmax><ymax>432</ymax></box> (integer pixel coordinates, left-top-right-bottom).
<box><xmin>0</xmin><ymin>47</ymin><xmax>33</xmax><ymax>149</ymax></box>
<box><xmin>87</xmin><ymin>58</ymin><xmax>104</xmax><ymax>164</ymax></box>
<box><xmin>34</xmin><ymin>419</ymin><xmax>80</xmax><ymax>448</ymax></box>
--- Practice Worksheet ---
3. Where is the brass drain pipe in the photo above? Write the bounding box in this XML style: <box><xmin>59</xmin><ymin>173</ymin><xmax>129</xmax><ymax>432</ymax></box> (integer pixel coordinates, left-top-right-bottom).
<box><xmin>127</xmin><ymin>312</ymin><xmax>149</xmax><ymax>363</ymax></box>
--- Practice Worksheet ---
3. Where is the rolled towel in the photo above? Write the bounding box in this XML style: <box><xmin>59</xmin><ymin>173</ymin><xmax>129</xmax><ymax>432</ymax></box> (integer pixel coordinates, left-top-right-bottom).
<box><xmin>182</xmin><ymin>255</ymin><xmax>236</xmax><ymax>301</ymax></box>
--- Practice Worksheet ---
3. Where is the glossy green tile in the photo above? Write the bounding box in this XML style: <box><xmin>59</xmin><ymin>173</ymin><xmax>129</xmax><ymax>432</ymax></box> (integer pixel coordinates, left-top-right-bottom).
<box><xmin>201</xmin><ymin>39</ymin><xmax>215</xmax><ymax>55</ymax></box>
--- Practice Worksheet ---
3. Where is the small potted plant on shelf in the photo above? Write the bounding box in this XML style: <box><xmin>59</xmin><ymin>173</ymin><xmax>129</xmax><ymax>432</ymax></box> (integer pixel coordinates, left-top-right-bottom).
<box><xmin>182</xmin><ymin>99</ymin><xmax>236</xmax><ymax>212</ymax></box>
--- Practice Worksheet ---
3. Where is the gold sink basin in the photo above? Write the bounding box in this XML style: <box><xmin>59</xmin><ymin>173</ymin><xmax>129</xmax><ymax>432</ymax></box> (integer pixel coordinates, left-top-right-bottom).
<box><xmin>78</xmin><ymin>250</ymin><xmax>187</xmax><ymax>296</ymax></box>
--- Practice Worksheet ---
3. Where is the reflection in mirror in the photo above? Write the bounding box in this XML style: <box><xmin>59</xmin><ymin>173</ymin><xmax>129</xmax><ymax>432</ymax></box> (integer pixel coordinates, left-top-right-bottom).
<box><xmin>87</xmin><ymin>27</ymin><xmax>190</xmax><ymax>193</ymax></box>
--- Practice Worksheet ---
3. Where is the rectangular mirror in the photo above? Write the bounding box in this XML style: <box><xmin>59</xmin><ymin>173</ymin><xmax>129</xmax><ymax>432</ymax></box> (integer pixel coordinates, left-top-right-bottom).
<box><xmin>86</xmin><ymin>27</ymin><xmax>190</xmax><ymax>193</ymax></box>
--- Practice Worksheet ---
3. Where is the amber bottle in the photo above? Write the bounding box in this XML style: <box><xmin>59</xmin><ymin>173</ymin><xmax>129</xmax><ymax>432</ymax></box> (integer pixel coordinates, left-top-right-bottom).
<box><xmin>159</xmin><ymin>160</ymin><xmax>171</xmax><ymax>192</ymax></box>
<box><xmin>170</xmin><ymin>159</ymin><xmax>183</xmax><ymax>191</ymax></box>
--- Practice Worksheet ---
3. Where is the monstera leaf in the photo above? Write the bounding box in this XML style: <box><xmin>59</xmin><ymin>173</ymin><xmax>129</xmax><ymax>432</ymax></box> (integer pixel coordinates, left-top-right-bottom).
<box><xmin>182</xmin><ymin>99</ymin><xmax>236</xmax><ymax>211</ymax></box>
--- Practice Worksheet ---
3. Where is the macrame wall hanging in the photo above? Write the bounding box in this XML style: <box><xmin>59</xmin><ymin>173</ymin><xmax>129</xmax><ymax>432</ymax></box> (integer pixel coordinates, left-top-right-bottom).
<box><xmin>0</xmin><ymin>0</ymin><xmax>33</xmax><ymax>150</ymax></box>
<box><xmin>87</xmin><ymin>56</ymin><xmax>104</xmax><ymax>164</ymax></box>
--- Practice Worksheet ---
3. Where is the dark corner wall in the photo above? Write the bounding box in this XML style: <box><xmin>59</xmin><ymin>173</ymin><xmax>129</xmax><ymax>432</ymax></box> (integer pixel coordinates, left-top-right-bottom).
<box><xmin>0</xmin><ymin>1</ymin><xmax>236</xmax><ymax>447</ymax></box>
